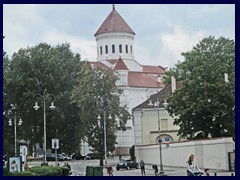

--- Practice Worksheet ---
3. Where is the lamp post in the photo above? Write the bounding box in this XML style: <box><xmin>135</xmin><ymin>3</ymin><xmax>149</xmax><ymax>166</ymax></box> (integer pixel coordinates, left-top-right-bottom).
<box><xmin>8</xmin><ymin>104</ymin><xmax>23</xmax><ymax>156</ymax></box>
<box><xmin>33</xmin><ymin>89</ymin><xmax>56</xmax><ymax>164</ymax></box>
<box><xmin>97</xmin><ymin>111</ymin><xmax>112</xmax><ymax>166</ymax></box>
<box><xmin>149</xmin><ymin>98</ymin><xmax>168</xmax><ymax>175</ymax></box>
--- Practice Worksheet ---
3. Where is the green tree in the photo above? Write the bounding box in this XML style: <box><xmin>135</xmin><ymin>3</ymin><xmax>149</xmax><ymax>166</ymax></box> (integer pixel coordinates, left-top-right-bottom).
<box><xmin>129</xmin><ymin>145</ymin><xmax>136</xmax><ymax>162</ymax></box>
<box><xmin>71</xmin><ymin>62</ymin><xmax>130</xmax><ymax>165</ymax></box>
<box><xmin>167</xmin><ymin>36</ymin><xmax>235</xmax><ymax>140</ymax></box>
<box><xmin>3</xmin><ymin>43</ymin><xmax>83</xmax><ymax>156</ymax></box>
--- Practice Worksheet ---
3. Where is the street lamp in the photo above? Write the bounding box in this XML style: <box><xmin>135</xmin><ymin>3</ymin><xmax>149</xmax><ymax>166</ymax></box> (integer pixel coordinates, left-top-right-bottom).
<box><xmin>97</xmin><ymin>112</ymin><xmax>112</xmax><ymax>166</ymax></box>
<box><xmin>33</xmin><ymin>89</ymin><xmax>56</xmax><ymax>164</ymax></box>
<box><xmin>8</xmin><ymin>104</ymin><xmax>23</xmax><ymax>156</ymax></box>
<box><xmin>149</xmin><ymin>98</ymin><xmax>168</xmax><ymax>175</ymax></box>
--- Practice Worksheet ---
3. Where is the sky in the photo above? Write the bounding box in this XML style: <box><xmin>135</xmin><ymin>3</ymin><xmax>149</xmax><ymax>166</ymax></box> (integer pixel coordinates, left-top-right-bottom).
<box><xmin>3</xmin><ymin>4</ymin><xmax>235</xmax><ymax>69</ymax></box>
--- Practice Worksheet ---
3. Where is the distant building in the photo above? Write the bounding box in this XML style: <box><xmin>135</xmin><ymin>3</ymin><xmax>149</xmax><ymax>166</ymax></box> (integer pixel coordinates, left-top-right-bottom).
<box><xmin>85</xmin><ymin>5</ymin><xmax>167</xmax><ymax>153</ymax></box>
<box><xmin>132</xmin><ymin>77</ymin><xmax>183</xmax><ymax>145</ymax></box>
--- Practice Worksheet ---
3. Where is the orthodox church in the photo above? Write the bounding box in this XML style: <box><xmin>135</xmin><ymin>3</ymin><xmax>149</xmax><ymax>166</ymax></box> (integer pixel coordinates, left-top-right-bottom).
<box><xmin>85</xmin><ymin>5</ymin><xmax>167</xmax><ymax>154</ymax></box>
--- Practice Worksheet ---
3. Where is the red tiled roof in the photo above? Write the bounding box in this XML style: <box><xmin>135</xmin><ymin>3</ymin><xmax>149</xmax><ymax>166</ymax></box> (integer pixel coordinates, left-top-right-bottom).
<box><xmin>91</xmin><ymin>61</ymin><xmax>110</xmax><ymax>70</ymax></box>
<box><xmin>143</xmin><ymin>65</ymin><xmax>165</xmax><ymax>74</ymax></box>
<box><xmin>94</xmin><ymin>7</ymin><xmax>135</xmax><ymax>36</ymax></box>
<box><xmin>128</xmin><ymin>72</ymin><xmax>165</xmax><ymax>88</ymax></box>
<box><xmin>113</xmin><ymin>58</ymin><xmax>129</xmax><ymax>70</ymax></box>
<box><xmin>107</xmin><ymin>59</ymin><xmax>118</xmax><ymax>65</ymax></box>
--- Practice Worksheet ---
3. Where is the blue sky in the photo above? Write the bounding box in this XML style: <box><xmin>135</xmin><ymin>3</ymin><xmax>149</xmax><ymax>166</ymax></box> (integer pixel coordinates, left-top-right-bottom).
<box><xmin>3</xmin><ymin>4</ymin><xmax>235</xmax><ymax>68</ymax></box>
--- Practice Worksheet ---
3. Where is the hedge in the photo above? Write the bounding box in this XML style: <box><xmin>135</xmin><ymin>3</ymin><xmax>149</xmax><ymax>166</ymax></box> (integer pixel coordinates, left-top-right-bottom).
<box><xmin>3</xmin><ymin>166</ymin><xmax>70</xmax><ymax>176</ymax></box>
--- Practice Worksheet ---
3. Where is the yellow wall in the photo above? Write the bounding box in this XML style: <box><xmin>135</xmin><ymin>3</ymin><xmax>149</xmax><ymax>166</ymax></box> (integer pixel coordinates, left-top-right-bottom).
<box><xmin>141</xmin><ymin>110</ymin><xmax>180</xmax><ymax>145</ymax></box>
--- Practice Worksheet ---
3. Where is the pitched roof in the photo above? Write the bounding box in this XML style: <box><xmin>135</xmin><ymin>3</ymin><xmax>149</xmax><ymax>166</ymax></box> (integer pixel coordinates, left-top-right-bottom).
<box><xmin>94</xmin><ymin>6</ymin><xmax>135</xmax><ymax>36</ymax></box>
<box><xmin>113</xmin><ymin>58</ymin><xmax>129</xmax><ymax>71</ymax></box>
<box><xmin>128</xmin><ymin>72</ymin><xmax>165</xmax><ymax>88</ymax></box>
<box><xmin>90</xmin><ymin>61</ymin><xmax>110</xmax><ymax>70</ymax></box>
<box><xmin>133</xmin><ymin>81</ymin><xmax>183</xmax><ymax>110</ymax></box>
<box><xmin>143</xmin><ymin>65</ymin><xmax>165</xmax><ymax>74</ymax></box>
<box><xmin>107</xmin><ymin>59</ymin><xmax>118</xmax><ymax>65</ymax></box>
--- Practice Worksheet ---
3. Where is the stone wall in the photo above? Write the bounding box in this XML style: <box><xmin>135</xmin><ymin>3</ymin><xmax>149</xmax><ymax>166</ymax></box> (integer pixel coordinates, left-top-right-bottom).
<box><xmin>135</xmin><ymin>137</ymin><xmax>235</xmax><ymax>170</ymax></box>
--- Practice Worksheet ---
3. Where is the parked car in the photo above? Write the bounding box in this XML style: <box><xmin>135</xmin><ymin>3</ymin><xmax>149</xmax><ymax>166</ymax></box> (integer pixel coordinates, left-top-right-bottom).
<box><xmin>57</xmin><ymin>154</ymin><xmax>66</xmax><ymax>161</ymax></box>
<box><xmin>72</xmin><ymin>153</ymin><xmax>86</xmax><ymax>160</ymax></box>
<box><xmin>61</xmin><ymin>154</ymin><xmax>71</xmax><ymax>161</ymax></box>
<box><xmin>116</xmin><ymin>159</ymin><xmax>139</xmax><ymax>170</ymax></box>
<box><xmin>85</xmin><ymin>155</ymin><xmax>91</xmax><ymax>160</ymax></box>
<box><xmin>86</xmin><ymin>153</ymin><xmax>102</xmax><ymax>159</ymax></box>
<box><xmin>46</xmin><ymin>154</ymin><xmax>56</xmax><ymax>161</ymax></box>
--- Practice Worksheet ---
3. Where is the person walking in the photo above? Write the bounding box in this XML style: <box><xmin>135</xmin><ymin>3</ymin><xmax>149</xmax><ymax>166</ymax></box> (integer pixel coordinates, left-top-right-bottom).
<box><xmin>63</xmin><ymin>162</ymin><xmax>72</xmax><ymax>175</ymax></box>
<box><xmin>204</xmin><ymin>168</ymin><xmax>210</xmax><ymax>176</ymax></box>
<box><xmin>186</xmin><ymin>154</ymin><xmax>203</xmax><ymax>176</ymax></box>
<box><xmin>140</xmin><ymin>160</ymin><xmax>146</xmax><ymax>176</ymax></box>
<box><xmin>152</xmin><ymin>164</ymin><xmax>158</xmax><ymax>176</ymax></box>
<box><xmin>107</xmin><ymin>166</ymin><xmax>113</xmax><ymax>176</ymax></box>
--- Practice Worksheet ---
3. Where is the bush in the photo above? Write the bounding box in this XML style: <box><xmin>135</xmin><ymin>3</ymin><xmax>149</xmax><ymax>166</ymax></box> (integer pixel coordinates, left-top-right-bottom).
<box><xmin>3</xmin><ymin>167</ymin><xmax>11</xmax><ymax>176</ymax></box>
<box><xmin>4</xmin><ymin>166</ymin><xmax>66</xmax><ymax>176</ymax></box>
<box><xmin>29</xmin><ymin>166</ymin><xmax>62</xmax><ymax>176</ymax></box>
<box><xmin>59</xmin><ymin>167</ymin><xmax>70</xmax><ymax>176</ymax></box>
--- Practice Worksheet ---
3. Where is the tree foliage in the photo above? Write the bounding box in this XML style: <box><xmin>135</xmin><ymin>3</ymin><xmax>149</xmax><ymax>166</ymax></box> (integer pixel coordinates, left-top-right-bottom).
<box><xmin>129</xmin><ymin>145</ymin><xmax>136</xmax><ymax>162</ymax></box>
<box><xmin>71</xmin><ymin>62</ymin><xmax>130</xmax><ymax>165</ymax></box>
<box><xmin>166</xmin><ymin>36</ymin><xmax>235</xmax><ymax>140</ymax></box>
<box><xmin>3</xmin><ymin>43</ymin><xmax>83</xmax><ymax>155</ymax></box>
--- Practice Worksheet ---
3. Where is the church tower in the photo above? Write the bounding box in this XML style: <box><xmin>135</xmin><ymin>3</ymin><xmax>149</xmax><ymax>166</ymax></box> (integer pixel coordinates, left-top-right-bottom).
<box><xmin>95</xmin><ymin>5</ymin><xmax>135</xmax><ymax>61</ymax></box>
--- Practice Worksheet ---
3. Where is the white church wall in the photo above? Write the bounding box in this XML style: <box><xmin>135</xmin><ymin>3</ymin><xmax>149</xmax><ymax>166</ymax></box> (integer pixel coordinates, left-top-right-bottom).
<box><xmin>96</xmin><ymin>32</ymin><xmax>135</xmax><ymax>60</ymax></box>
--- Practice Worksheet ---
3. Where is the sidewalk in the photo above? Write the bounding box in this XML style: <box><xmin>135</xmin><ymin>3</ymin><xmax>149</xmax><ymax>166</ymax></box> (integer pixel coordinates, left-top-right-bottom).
<box><xmin>144</xmin><ymin>164</ymin><xmax>235</xmax><ymax>176</ymax></box>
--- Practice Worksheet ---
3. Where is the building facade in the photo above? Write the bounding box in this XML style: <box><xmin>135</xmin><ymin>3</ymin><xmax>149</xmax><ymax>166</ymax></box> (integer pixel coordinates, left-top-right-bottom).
<box><xmin>90</xmin><ymin>5</ymin><xmax>167</xmax><ymax>152</ymax></box>
<box><xmin>132</xmin><ymin>77</ymin><xmax>183</xmax><ymax>145</ymax></box>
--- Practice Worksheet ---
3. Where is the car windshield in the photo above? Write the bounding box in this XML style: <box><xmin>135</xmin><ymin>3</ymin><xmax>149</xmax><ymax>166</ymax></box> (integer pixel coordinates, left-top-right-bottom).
<box><xmin>119</xmin><ymin>159</ymin><xmax>126</xmax><ymax>163</ymax></box>
<box><xmin>127</xmin><ymin>160</ymin><xmax>133</xmax><ymax>163</ymax></box>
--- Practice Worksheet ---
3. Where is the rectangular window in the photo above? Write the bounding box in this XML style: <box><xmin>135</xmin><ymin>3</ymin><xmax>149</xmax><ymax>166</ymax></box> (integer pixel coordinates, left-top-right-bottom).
<box><xmin>100</xmin><ymin>46</ymin><xmax>102</xmax><ymax>55</ymax></box>
<box><xmin>130</xmin><ymin>45</ymin><xmax>133</xmax><ymax>54</ymax></box>
<box><xmin>126</xmin><ymin>45</ymin><xmax>128</xmax><ymax>53</ymax></box>
<box><xmin>105</xmin><ymin>45</ymin><xmax>108</xmax><ymax>54</ymax></box>
<box><xmin>119</xmin><ymin>44</ymin><xmax>122</xmax><ymax>53</ymax></box>
<box><xmin>112</xmin><ymin>45</ymin><xmax>115</xmax><ymax>53</ymax></box>
<box><xmin>161</xmin><ymin>119</ymin><xmax>168</xmax><ymax>130</ymax></box>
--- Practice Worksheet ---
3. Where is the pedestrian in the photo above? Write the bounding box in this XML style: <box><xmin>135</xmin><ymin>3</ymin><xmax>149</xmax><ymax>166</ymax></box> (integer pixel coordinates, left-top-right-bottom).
<box><xmin>204</xmin><ymin>168</ymin><xmax>210</xmax><ymax>176</ymax></box>
<box><xmin>107</xmin><ymin>166</ymin><xmax>113</xmax><ymax>176</ymax></box>
<box><xmin>63</xmin><ymin>162</ymin><xmax>72</xmax><ymax>175</ymax></box>
<box><xmin>24</xmin><ymin>162</ymin><xmax>29</xmax><ymax>171</ymax></box>
<box><xmin>152</xmin><ymin>164</ymin><xmax>158</xmax><ymax>176</ymax></box>
<box><xmin>186</xmin><ymin>154</ymin><xmax>203</xmax><ymax>176</ymax></box>
<box><xmin>140</xmin><ymin>160</ymin><xmax>146</xmax><ymax>175</ymax></box>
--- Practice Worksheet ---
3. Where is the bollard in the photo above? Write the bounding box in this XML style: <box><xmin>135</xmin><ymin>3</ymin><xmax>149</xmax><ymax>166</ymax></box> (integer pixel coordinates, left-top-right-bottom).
<box><xmin>214</xmin><ymin>172</ymin><xmax>217</xmax><ymax>176</ymax></box>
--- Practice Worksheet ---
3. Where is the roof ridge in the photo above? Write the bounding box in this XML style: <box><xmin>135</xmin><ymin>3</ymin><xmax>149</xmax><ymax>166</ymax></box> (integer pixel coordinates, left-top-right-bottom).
<box><xmin>113</xmin><ymin>58</ymin><xmax>129</xmax><ymax>70</ymax></box>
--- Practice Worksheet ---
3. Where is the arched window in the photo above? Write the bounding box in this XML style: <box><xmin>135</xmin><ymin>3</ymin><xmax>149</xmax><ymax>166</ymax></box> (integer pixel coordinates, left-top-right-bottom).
<box><xmin>100</xmin><ymin>46</ymin><xmax>102</xmax><ymax>55</ymax></box>
<box><xmin>119</xmin><ymin>44</ymin><xmax>122</xmax><ymax>53</ymax></box>
<box><xmin>105</xmin><ymin>45</ymin><xmax>108</xmax><ymax>54</ymax></box>
<box><xmin>112</xmin><ymin>44</ymin><xmax>115</xmax><ymax>53</ymax></box>
<box><xmin>126</xmin><ymin>45</ymin><xmax>128</xmax><ymax>53</ymax></box>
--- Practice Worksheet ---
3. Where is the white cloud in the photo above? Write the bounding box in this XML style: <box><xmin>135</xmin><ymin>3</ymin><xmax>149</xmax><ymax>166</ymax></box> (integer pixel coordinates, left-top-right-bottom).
<box><xmin>159</xmin><ymin>26</ymin><xmax>205</xmax><ymax>67</ymax></box>
<box><xmin>42</xmin><ymin>29</ymin><xmax>97</xmax><ymax>61</ymax></box>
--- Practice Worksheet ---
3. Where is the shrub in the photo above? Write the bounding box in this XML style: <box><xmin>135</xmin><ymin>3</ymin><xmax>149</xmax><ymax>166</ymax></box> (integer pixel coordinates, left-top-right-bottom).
<box><xmin>59</xmin><ymin>167</ymin><xmax>70</xmax><ymax>176</ymax></box>
<box><xmin>4</xmin><ymin>166</ymin><xmax>65</xmax><ymax>176</ymax></box>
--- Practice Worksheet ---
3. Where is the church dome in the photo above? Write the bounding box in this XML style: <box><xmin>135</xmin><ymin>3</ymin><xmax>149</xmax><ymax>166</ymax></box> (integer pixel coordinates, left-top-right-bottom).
<box><xmin>94</xmin><ymin>5</ymin><xmax>135</xmax><ymax>36</ymax></box>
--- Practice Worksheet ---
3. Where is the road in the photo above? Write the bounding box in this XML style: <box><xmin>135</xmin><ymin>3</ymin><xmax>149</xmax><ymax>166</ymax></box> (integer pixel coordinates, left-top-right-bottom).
<box><xmin>27</xmin><ymin>158</ymin><xmax>235</xmax><ymax>176</ymax></box>
<box><xmin>28</xmin><ymin>157</ymin><xmax>159</xmax><ymax>176</ymax></box>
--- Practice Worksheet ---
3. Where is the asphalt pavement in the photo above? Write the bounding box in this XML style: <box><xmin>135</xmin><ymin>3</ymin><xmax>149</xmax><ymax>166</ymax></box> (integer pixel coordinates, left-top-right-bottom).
<box><xmin>27</xmin><ymin>157</ymin><xmax>235</xmax><ymax>176</ymax></box>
